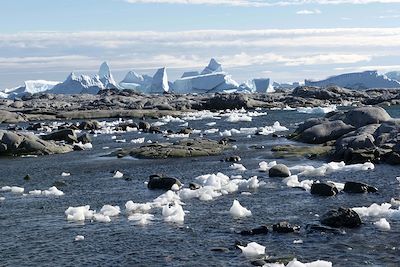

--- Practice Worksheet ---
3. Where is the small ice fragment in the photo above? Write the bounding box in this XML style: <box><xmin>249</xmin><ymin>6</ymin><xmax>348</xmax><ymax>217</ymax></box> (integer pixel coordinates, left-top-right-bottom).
<box><xmin>42</xmin><ymin>186</ymin><xmax>64</xmax><ymax>196</ymax></box>
<box><xmin>229</xmin><ymin>163</ymin><xmax>246</xmax><ymax>171</ymax></box>
<box><xmin>293</xmin><ymin>239</ymin><xmax>303</xmax><ymax>244</ymax></box>
<box><xmin>29</xmin><ymin>190</ymin><xmax>42</xmax><ymax>195</ymax></box>
<box><xmin>61</xmin><ymin>172</ymin><xmax>71</xmax><ymax>177</ymax></box>
<box><xmin>237</xmin><ymin>242</ymin><xmax>265</xmax><ymax>258</ymax></box>
<box><xmin>374</xmin><ymin>218</ymin><xmax>390</xmax><ymax>231</ymax></box>
<box><xmin>102</xmin><ymin>146</ymin><xmax>110</xmax><ymax>149</ymax></box>
<box><xmin>99</xmin><ymin>205</ymin><xmax>121</xmax><ymax>217</ymax></box>
<box><xmin>230</xmin><ymin>200</ymin><xmax>252</xmax><ymax>219</ymax></box>
<box><xmin>131</xmin><ymin>137</ymin><xmax>145</xmax><ymax>144</ymax></box>
<box><xmin>113</xmin><ymin>171</ymin><xmax>124</xmax><ymax>178</ymax></box>
<box><xmin>171</xmin><ymin>184</ymin><xmax>180</xmax><ymax>191</ymax></box>
<box><xmin>93</xmin><ymin>213</ymin><xmax>111</xmax><ymax>223</ymax></box>
<box><xmin>74</xmin><ymin>235</ymin><xmax>84</xmax><ymax>241</ymax></box>
<box><xmin>0</xmin><ymin>197</ymin><xmax>5</xmax><ymax>201</ymax></box>
<box><xmin>11</xmin><ymin>186</ymin><xmax>24</xmax><ymax>194</ymax></box>
<box><xmin>116</xmin><ymin>139</ymin><xmax>126</xmax><ymax>143</ymax></box>
<box><xmin>111</xmin><ymin>136</ymin><xmax>117</xmax><ymax>140</ymax></box>
<box><xmin>128</xmin><ymin>213</ymin><xmax>154</xmax><ymax>225</ymax></box>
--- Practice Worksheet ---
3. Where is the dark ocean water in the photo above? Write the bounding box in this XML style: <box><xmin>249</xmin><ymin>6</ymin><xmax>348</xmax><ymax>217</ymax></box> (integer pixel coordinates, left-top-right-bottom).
<box><xmin>0</xmin><ymin>107</ymin><xmax>399</xmax><ymax>267</ymax></box>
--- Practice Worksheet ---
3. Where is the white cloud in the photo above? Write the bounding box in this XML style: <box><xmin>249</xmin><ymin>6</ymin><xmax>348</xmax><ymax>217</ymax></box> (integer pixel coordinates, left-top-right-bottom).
<box><xmin>296</xmin><ymin>9</ymin><xmax>321</xmax><ymax>14</ymax></box>
<box><xmin>122</xmin><ymin>0</ymin><xmax>400</xmax><ymax>6</ymax></box>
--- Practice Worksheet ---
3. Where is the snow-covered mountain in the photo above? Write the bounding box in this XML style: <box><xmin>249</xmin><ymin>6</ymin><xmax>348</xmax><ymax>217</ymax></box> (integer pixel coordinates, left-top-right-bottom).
<box><xmin>385</xmin><ymin>71</ymin><xmax>400</xmax><ymax>82</ymax></box>
<box><xmin>172</xmin><ymin>58</ymin><xmax>239</xmax><ymax>94</ymax></box>
<box><xmin>305</xmin><ymin>70</ymin><xmax>400</xmax><ymax>89</ymax></box>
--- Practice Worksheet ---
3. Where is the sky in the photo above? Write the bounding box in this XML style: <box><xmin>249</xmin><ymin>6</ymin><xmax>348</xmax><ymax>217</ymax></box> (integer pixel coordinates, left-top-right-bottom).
<box><xmin>1</xmin><ymin>0</ymin><xmax>400</xmax><ymax>89</ymax></box>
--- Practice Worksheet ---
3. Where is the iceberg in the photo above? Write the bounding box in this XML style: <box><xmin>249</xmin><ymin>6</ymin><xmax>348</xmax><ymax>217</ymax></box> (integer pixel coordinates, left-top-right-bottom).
<box><xmin>98</xmin><ymin>61</ymin><xmax>119</xmax><ymax>89</ymax></box>
<box><xmin>385</xmin><ymin>71</ymin><xmax>400</xmax><ymax>82</ymax></box>
<box><xmin>239</xmin><ymin>78</ymin><xmax>275</xmax><ymax>93</ymax></box>
<box><xmin>148</xmin><ymin>67</ymin><xmax>169</xmax><ymax>94</ymax></box>
<box><xmin>201</xmin><ymin>58</ymin><xmax>222</xmax><ymax>75</ymax></box>
<box><xmin>3</xmin><ymin>80</ymin><xmax>60</xmax><ymax>99</ymax></box>
<box><xmin>305</xmin><ymin>70</ymin><xmax>400</xmax><ymax>89</ymax></box>
<box><xmin>50</xmin><ymin>72</ymin><xmax>105</xmax><ymax>94</ymax></box>
<box><xmin>119</xmin><ymin>70</ymin><xmax>153</xmax><ymax>91</ymax></box>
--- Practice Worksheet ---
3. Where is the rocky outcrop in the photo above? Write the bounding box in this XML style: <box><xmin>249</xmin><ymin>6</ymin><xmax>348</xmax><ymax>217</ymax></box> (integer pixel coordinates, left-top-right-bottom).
<box><xmin>310</xmin><ymin>182</ymin><xmax>339</xmax><ymax>196</ymax></box>
<box><xmin>147</xmin><ymin>174</ymin><xmax>181</xmax><ymax>190</ymax></box>
<box><xmin>0</xmin><ymin>130</ymin><xmax>73</xmax><ymax>156</ymax></box>
<box><xmin>320</xmin><ymin>207</ymin><xmax>362</xmax><ymax>228</ymax></box>
<box><xmin>268</xmin><ymin>164</ymin><xmax>291</xmax><ymax>178</ymax></box>
<box><xmin>107</xmin><ymin>138</ymin><xmax>230</xmax><ymax>159</ymax></box>
<box><xmin>292</xmin><ymin>106</ymin><xmax>400</xmax><ymax>164</ymax></box>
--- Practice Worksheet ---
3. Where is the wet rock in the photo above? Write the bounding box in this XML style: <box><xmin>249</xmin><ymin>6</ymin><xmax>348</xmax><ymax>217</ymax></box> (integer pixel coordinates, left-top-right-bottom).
<box><xmin>272</xmin><ymin>221</ymin><xmax>300</xmax><ymax>233</ymax></box>
<box><xmin>271</xmin><ymin>145</ymin><xmax>332</xmax><ymax>159</ymax></box>
<box><xmin>344</xmin><ymin>106</ymin><xmax>391</xmax><ymax>128</ymax></box>
<box><xmin>269</xmin><ymin>164</ymin><xmax>291</xmax><ymax>178</ymax></box>
<box><xmin>320</xmin><ymin>207</ymin><xmax>362</xmax><ymax>228</ymax></box>
<box><xmin>343</xmin><ymin>181</ymin><xmax>378</xmax><ymax>193</ymax></box>
<box><xmin>42</xmin><ymin>129</ymin><xmax>78</xmax><ymax>144</ymax></box>
<box><xmin>177</xmin><ymin>128</ymin><xmax>193</xmax><ymax>135</ymax></box>
<box><xmin>297</xmin><ymin>120</ymin><xmax>355</xmax><ymax>144</ymax></box>
<box><xmin>189</xmin><ymin>182</ymin><xmax>201</xmax><ymax>190</ymax></box>
<box><xmin>24</xmin><ymin>174</ymin><xmax>31</xmax><ymax>181</ymax></box>
<box><xmin>73</xmin><ymin>145</ymin><xmax>84</xmax><ymax>151</ymax></box>
<box><xmin>148</xmin><ymin>126</ymin><xmax>162</xmax><ymax>134</ymax></box>
<box><xmin>310</xmin><ymin>182</ymin><xmax>339</xmax><ymax>197</ymax></box>
<box><xmin>78</xmin><ymin>120</ymin><xmax>100</xmax><ymax>130</ymax></box>
<box><xmin>147</xmin><ymin>174</ymin><xmax>181</xmax><ymax>190</ymax></box>
<box><xmin>138</xmin><ymin>121</ymin><xmax>151</xmax><ymax>131</ymax></box>
<box><xmin>26</xmin><ymin>123</ymin><xmax>43</xmax><ymax>131</ymax></box>
<box><xmin>239</xmin><ymin>225</ymin><xmax>269</xmax><ymax>236</ymax></box>
<box><xmin>251</xmin><ymin>259</ymin><xmax>267</xmax><ymax>266</ymax></box>
<box><xmin>210</xmin><ymin>247</ymin><xmax>229</xmax><ymax>253</ymax></box>
<box><xmin>226</xmin><ymin>155</ymin><xmax>241</xmax><ymax>162</ymax></box>
<box><xmin>53</xmin><ymin>180</ymin><xmax>67</xmax><ymax>187</ymax></box>
<box><xmin>77</xmin><ymin>133</ymin><xmax>92</xmax><ymax>144</ymax></box>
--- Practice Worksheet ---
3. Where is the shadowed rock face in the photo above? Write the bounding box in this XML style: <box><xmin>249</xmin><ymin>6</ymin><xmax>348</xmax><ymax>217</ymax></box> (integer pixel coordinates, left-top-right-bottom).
<box><xmin>292</xmin><ymin>106</ymin><xmax>400</xmax><ymax>165</ymax></box>
<box><xmin>320</xmin><ymin>207</ymin><xmax>362</xmax><ymax>228</ymax></box>
<box><xmin>0</xmin><ymin>130</ymin><xmax>73</xmax><ymax>156</ymax></box>
<box><xmin>107</xmin><ymin>138</ymin><xmax>230</xmax><ymax>159</ymax></box>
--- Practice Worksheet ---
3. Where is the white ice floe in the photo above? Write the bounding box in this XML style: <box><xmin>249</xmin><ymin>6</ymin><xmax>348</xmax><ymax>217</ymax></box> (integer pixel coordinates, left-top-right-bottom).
<box><xmin>100</xmin><ymin>205</ymin><xmax>121</xmax><ymax>217</ymax></box>
<box><xmin>160</xmin><ymin>115</ymin><xmax>186</xmax><ymax>123</ymax></box>
<box><xmin>128</xmin><ymin>213</ymin><xmax>154</xmax><ymax>225</ymax></box>
<box><xmin>73</xmin><ymin>142</ymin><xmax>93</xmax><ymax>150</ymax></box>
<box><xmin>297</xmin><ymin>105</ymin><xmax>337</xmax><ymax>114</ymax></box>
<box><xmin>282</xmin><ymin>175</ymin><xmax>315</xmax><ymax>191</ymax></box>
<box><xmin>237</xmin><ymin>242</ymin><xmax>265</xmax><ymax>258</ymax></box>
<box><xmin>293</xmin><ymin>239</ymin><xmax>303</xmax><ymax>244</ymax></box>
<box><xmin>0</xmin><ymin>197</ymin><xmax>5</xmax><ymax>201</ymax></box>
<box><xmin>153</xmin><ymin>190</ymin><xmax>183</xmax><ymax>207</ymax></box>
<box><xmin>374</xmin><ymin>218</ymin><xmax>391</xmax><ymax>231</ymax></box>
<box><xmin>130</xmin><ymin>137</ymin><xmax>145</xmax><ymax>144</ymax></box>
<box><xmin>204</xmin><ymin>128</ymin><xmax>219</xmax><ymax>134</ymax></box>
<box><xmin>396</xmin><ymin>177</ymin><xmax>400</xmax><ymax>183</ymax></box>
<box><xmin>125</xmin><ymin>201</ymin><xmax>152</xmax><ymax>213</ymax></box>
<box><xmin>152</xmin><ymin>121</ymin><xmax>166</xmax><ymax>127</ymax></box>
<box><xmin>113</xmin><ymin>171</ymin><xmax>124</xmax><ymax>178</ymax></box>
<box><xmin>353</xmin><ymin>202</ymin><xmax>400</xmax><ymax>218</ymax></box>
<box><xmin>74</xmin><ymin>235</ymin><xmax>85</xmax><ymax>241</ymax></box>
<box><xmin>229</xmin><ymin>163</ymin><xmax>247</xmax><ymax>171</ymax></box>
<box><xmin>65</xmin><ymin>205</ymin><xmax>95</xmax><ymax>222</ymax></box>
<box><xmin>206</xmin><ymin>122</ymin><xmax>217</xmax><ymax>126</ymax></box>
<box><xmin>230</xmin><ymin>200</ymin><xmax>252</xmax><ymax>219</ymax></box>
<box><xmin>5</xmin><ymin>186</ymin><xmax>25</xmax><ymax>194</ymax></box>
<box><xmin>290</xmin><ymin>162</ymin><xmax>374</xmax><ymax>177</ymax></box>
<box><xmin>225</xmin><ymin>113</ymin><xmax>252</xmax><ymax>123</ymax></box>
<box><xmin>220</xmin><ymin>122</ymin><xmax>288</xmax><ymax>137</ymax></box>
<box><xmin>61</xmin><ymin>172</ymin><xmax>71</xmax><ymax>177</ymax></box>
<box><xmin>264</xmin><ymin>258</ymin><xmax>333</xmax><ymax>267</ymax></box>
<box><xmin>29</xmin><ymin>190</ymin><xmax>42</xmax><ymax>195</ymax></box>
<box><xmin>167</xmin><ymin>133</ymin><xmax>190</xmax><ymax>138</ymax></box>
<box><xmin>93</xmin><ymin>213</ymin><xmax>111</xmax><ymax>223</ymax></box>
<box><xmin>259</xmin><ymin>161</ymin><xmax>277</xmax><ymax>172</ymax></box>
<box><xmin>42</xmin><ymin>186</ymin><xmax>64</xmax><ymax>196</ymax></box>
<box><xmin>162</xmin><ymin>202</ymin><xmax>185</xmax><ymax>223</ymax></box>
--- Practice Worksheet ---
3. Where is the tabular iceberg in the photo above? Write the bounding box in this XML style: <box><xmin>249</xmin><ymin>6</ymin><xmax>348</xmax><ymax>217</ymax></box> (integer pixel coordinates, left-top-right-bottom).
<box><xmin>305</xmin><ymin>70</ymin><xmax>400</xmax><ymax>89</ymax></box>
<box><xmin>3</xmin><ymin>80</ymin><xmax>61</xmax><ymax>99</ymax></box>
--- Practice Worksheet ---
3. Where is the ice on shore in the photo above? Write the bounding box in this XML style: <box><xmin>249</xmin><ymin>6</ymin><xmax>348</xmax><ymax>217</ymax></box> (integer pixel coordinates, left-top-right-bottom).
<box><xmin>259</xmin><ymin>161</ymin><xmax>277</xmax><ymax>172</ymax></box>
<box><xmin>290</xmin><ymin>161</ymin><xmax>374</xmax><ymax>177</ymax></box>
<box><xmin>297</xmin><ymin>105</ymin><xmax>337</xmax><ymax>114</ymax></box>
<box><xmin>230</xmin><ymin>200</ymin><xmax>252</xmax><ymax>219</ymax></box>
<box><xmin>237</xmin><ymin>242</ymin><xmax>265</xmax><ymax>258</ymax></box>
<box><xmin>374</xmin><ymin>218</ymin><xmax>391</xmax><ymax>231</ymax></box>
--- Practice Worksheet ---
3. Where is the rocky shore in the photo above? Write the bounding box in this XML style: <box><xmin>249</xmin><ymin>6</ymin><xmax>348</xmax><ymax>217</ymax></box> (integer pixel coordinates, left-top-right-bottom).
<box><xmin>0</xmin><ymin>86</ymin><xmax>399</xmax><ymax>123</ymax></box>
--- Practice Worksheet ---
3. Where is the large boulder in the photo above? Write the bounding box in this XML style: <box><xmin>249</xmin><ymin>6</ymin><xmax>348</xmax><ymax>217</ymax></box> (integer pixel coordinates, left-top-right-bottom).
<box><xmin>269</xmin><ymin>164</ymin><xmax>291</xmax><ymax>178</ymax></box>
<box><xmin>344</xmin><ymin>106</ymin><xmax>391</xmax><ymax>128</ymax></box>
<box><xmin>320</xmin><ymin>207</ymin><xmax>362</xmax><ymax>228</ymax></box>
<box><xmin>310</xmin><ymin>182</ymin><xmax>339</xmax><ymax>196</ymax></box>
<box><xmin>147</xmin><ymin>174</ymin><xmax>181</xmax><ymax>190</ymax></box>
<box><xmin>343</xmin><ymin>181</ymin><xmax>378</xmax><ymax>193</ymax></box>
<box><xmin>297</xmin><ymin>120</ymin><xmax>355</xmax><ymax>144</ymax></box>
<box><xmin>42</xmin><ymin>129</ymin><xmax>78</xmax><ymax>144</ymax></box>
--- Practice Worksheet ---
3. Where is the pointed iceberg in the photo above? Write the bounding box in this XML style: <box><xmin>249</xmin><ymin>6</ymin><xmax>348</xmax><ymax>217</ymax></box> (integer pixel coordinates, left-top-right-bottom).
<box><xmin>98</xmin><ymin>61</ymin><xmax>119</xmax><ymax>89</ymax></box>
<box><xmin>148</xmin><ymin>67</ymin><xmax>169</xmax><ymax>94</ymax></box>
<box><xmin>201</xmin><ymin>58</ymin><xmax>222</xmax><ymax>75</ymax></box>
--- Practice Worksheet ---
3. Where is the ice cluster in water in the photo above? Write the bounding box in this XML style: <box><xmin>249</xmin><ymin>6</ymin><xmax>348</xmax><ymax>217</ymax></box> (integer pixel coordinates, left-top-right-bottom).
<box><xmin>229</xmin><ymin>200</ymin><xmax>252</xmax><ymax>219</ymax></box>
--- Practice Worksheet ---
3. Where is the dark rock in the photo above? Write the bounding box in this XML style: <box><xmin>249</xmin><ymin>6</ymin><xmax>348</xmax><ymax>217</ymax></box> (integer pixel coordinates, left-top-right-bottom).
<box><xmin>78</xmin><ymin>120</ymin><xmax>100</xmax><ymax>130</ymax></box>
<box><xmin>77</xmin><ymin>133</ymin><xmax>92</xmax><ymax>144</ymax></box>
<box><xmin>189</xmin><ymin>182</ymin><xmax>201</xmax><ymax>190</ymax></box>
<box><xmin>24</xmin><ymin>174</ymin><xmax>31</xmax><ymax>181</ymax></box>
<box><xmin>343</xmin><ymin>181</ymin><xmax>378</xmax><ymax>193</ymax></box>
<box><xmin>240</xmin><ymin>225</ymin><xmax>269</xmax><ymax>236</ymax></box>
<box><xmin>269</xmin><ymin>164</ymin><xmax>291</xmax><ymax>178</ymax></box>
<box><xmin>138</xmin><ymin>121</ymin><xmax>151</xmax><ymax>131</ymax></box>
<box><xmin>320</xmin><ymin>207</ymin><xmax>362</xmax><ymax>228</ymax></box>
<box><xmin>344</xmin><ymin>106</ymin><xmax>391</xmax><ymax>128</ymax></box>
<box><xmin>42</xmin><ymin>129</ymin><xmax>78</xmax><ymax>144</ymax></box>
<box><xmin>310</xmin><ymin>182</ymin><xmax>339</xmax><ymax>197</ymax></box>
<box><xmin>210</xmin><ymin>247</ymin><xmax>229</xmax><ymax>253</ymax></box>
<box><xmin>147</xmin><ymin>174</ymin><xmax>181</xmax><ymax>190</ymax></box>
<box><xmin>177</xmin><ymin>128</ymin><xmax>193</xmax><ymax>135</ymax></box>
<box><xmin>53</xmin><ymin>180</ymin><xmax>67</xmax><ymax>187</ymax></box>
<box><xmin>272</xmin><ymin>221</ymin><xmax>300</xmax><ymax>233</ymax></box>
<box><xmin>251</xmin><ymin>260</ymin><xmax>267</xmax><ymax>266</ymax></box>
<box><xmin>149</xmin><ymin>126</ymin><xmax>162</xmax><ymax>134</ymax></box>
<box><xmin>73</xmin><ymin>145</ymin><xmax>84</xmax><ymax>151</ymax></box>
<box><xmin>26</xmin><ymin>123</ymin><xmax>43</xmax><ymax>131</ymax></box>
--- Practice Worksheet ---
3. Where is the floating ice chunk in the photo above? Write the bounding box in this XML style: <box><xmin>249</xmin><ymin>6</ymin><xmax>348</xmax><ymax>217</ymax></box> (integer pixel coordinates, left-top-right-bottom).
<box><xmin>100</xmin><ymin>205</ymin><xmax>121</xmax><ymax>217</ymax></box>
<box><xmin>111</xmin><ymin>136</ymin><xmax>117</xmax><ymax>140</ymax></box>
<box><xmin>42</xmin><ymin>186</ymin><xmax>64</xmax><ymax>196</ymax></box>
<box><xmin>283</xmin><ymin>105</ymin><xmax>296</xmax><ymax>111</ymax></box>
<box><xmin>125</xmin><ymin>201</ymin><xmax>152</xmax><ymax>213</ymax></box>
<box><xmin>179</xmin><ymin>122</ymin><xmax>189</xmax><ymax>127</ymax></box>
<box><xmin>257</xmin><ymin>122</ymin><xmax>288</xmax><ymax>135</ymax></box>
<box><xmin>282</xmin><ymin>175</ymin><xmax>314</xmax><ymax>191</ymax></box>
<box><xmin>1</xmin><ymin>186</ymin><xmax>11</xmax><ymax>191</ymax></box>
<box><xmin>206</xmin><ymin>122</ymin><xmax>217</xmax><ymax>126</ymax></box>
<box><xmin>284</xmin><ymin>258</ymin><xmax>333</xmax><ymax>267</ymax></box>
<box><xmin>352</xmin><ymin>203</ymin><xmax>400</xmax><ymax>218</ymax></box>
<box><xmin>128</xmin><ymin>213</ymin><xmax>154</xmax><ymax>225</ymax></box>
<box><xmin>229</xmin><ymin>163</ymin><xmax>246</xmax><ymax>171</ymax></box>
<box><xmin>297</xmin><ymin>105</ymin><xmax>337</xmax><ymax>114</ymax></box>
<box><xmin>204</xmin><ymin>128</ymin><xmax>219</xmax><ymax>134</ymax></box>
<box><xmin>237</xmin><ymin>242</ymin><xmax>265</xmax><ymax>258</ymax></box>
<box><xmin>374</xmin><ymin>218</ymin><xmax>390</xmax><ymax>231</ymax></box>
<box><xmin>396</xmin><ymin>177</ymin><xmax>400</xmax><ymax>183</ymax></box>
<box><xmin>293</xmin><ymin>239</ymin><xmax>303</xmax><ymax>244</ymax></box>
<box><xmin>93</xmin><ymin>213</ymin><xmax>111</xmax><ymax>223</ymax></box>
<box><xmin>115</xmin><ymin>139</ymin><xmax>126</xmax><ymax>143</ymax></box>
<box><xmin>391</xmin><ymin>198</ymin><xmax>400</xmax><ymax>207</ymax></box>
<box><xmin>293</xmin><ymin>162</ymin><xmax>374</xmax><ymax>177</ymax></box>
<box><xmin>152</xmin><ymin>121</ymin><xmax>166</xmax><ymax>127</ymax></box>
<box><xmin>11</xmin><ymin>186</ymin><xmax>24</xmax><ymax>194</ymax></box>
<box><xmin>73</xmin><ymin>142</ymin><xmax>93</xmax><ymax>150</ymax></box>
<box><xmin>65</xmin><ymin>205</ymin><xmax>95</xmax><ymax>222</ymax></box>
<box><xmin>153</xmin><ymin>190</ymin><xmax>182</xmax><ymax>207</ymax></box>
<box><xmin>113</xmin><ymin>171</ymin><xmax>124</xmax><ymax>178</ymax></box>
<box><xmin>29</xmin><ymin>190</ymin><xmax>42</xmax><ymax>195</ymax></box>
<box><xmin>259</xmin><ymin>161</ymin><xmax>277</xmax><ymax>172</ymax></box>
<box><xmin>74</xmin><ymin>235</ymin><xmax>85</xmax><ymax>241</ymax></box>
<box><xmin>131</xmin><ymin>137</ymin><xmax>145</xmax><ymax>144</ymax></box>
<box><xmin>167</xmin><ymin>133</ymin><xmax>190</xmax><ymax>138</ymax></box>
<box><xmin>161</xmin><ymin>115</ymin><xmax>185</xmax><ymax>123</ymax></box>
<box><xmin>162</xmin><ymin>202</ymin><xmax>185</xmax><ymax>223</ymax></box>
<box><xmin>225</xmin><ymin>114</ymin><xmax>252</xmax><ymax>122</ymax></box>
<box><xmin>0</xmin><ymin>197</ymin><xmax>5</xmax><ymax>201</ymax></box>
<box><xmin>61</xmin><ymin>172</ymin><xmax>71</xmax><ymax>177</ymax></box>
<box><xmin>230</xmin><ymin>200</ymin><xmax>252</xmax><ymax>219</ymax></box>
<box><xmin>171</xmin><ymin>184</ymin><xmax>180</xmax><ymax>191</ymax></box>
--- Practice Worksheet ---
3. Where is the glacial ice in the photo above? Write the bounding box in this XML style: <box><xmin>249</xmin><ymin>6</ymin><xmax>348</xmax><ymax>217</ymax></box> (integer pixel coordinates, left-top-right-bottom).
<box><xmin>297</xmin><ymin>105</ymin><xmax>337</xmax><ymax>114</ymax></box>
<box><xmin>128</xmin><ymin>213</ymin><xmax>154</xmax><ymax>225</ymax></box>
<box><xmin>229</xmin><ymin>199</ymin><xmax>252</xmax><ymax>219</ymax></box>
<box><xmin>264</xmin><ymin>258</ymin><xmax>333</xmax><ymax>267</ymax></box>
<box><xmin>149</xmin><ymin>67</ymin><xmax>169</xmax><ymax>94</ymax></box>
<box><xmin>99</xmin><ymin>205</ymin><xmax>121</xmax><ymax>217</ymax></box>
<box><xmin>74</xmin><ymin>235</ymin><xmax>85</xmax><ymax>241</ymax></box>
<box><xmin>237</xmin><ymin>242</ymin><xmax>265</xmax><ymax>258</ymax></box>
<box><xmin>374</xmin><ymin>218</ymin><xmax>391</xmax><ymax>231</ymax></box>
<box><xmin>162</xmin><ymin>202</ymin><xmax>185</xmax><ymax>223</ymax></box>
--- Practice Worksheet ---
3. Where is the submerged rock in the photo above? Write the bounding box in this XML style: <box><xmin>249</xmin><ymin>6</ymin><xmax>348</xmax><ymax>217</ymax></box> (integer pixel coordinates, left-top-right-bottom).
<box><xmin>272</xmin><ymin>221</ymin><xmax>300</xmax><ymax>233</ymax></box>
<box><xmin>320</xmin><ymin>207</ymin><xmax>362</xmax><ymax>228</ymax></box>
<box><xmin>42</xmin><ymin>129</ymin><xmax>78</xmax><ymax>144</ymax></box>
<box><xmin>343</xmin><ymin>181</ymin><xmax>378</xmax><ymax>193</ymax></box>
<box><xmin>239</xmin><ymin>225</ymin><xmax>269</xmax><ymax>236</ymax></box>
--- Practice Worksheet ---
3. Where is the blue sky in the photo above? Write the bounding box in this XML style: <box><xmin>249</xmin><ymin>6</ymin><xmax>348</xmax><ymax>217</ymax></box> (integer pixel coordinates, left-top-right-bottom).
<box><xmin>1</xmin><ymin>0</ymin><xmax>400</xmax><ymax>88</ymax></box>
